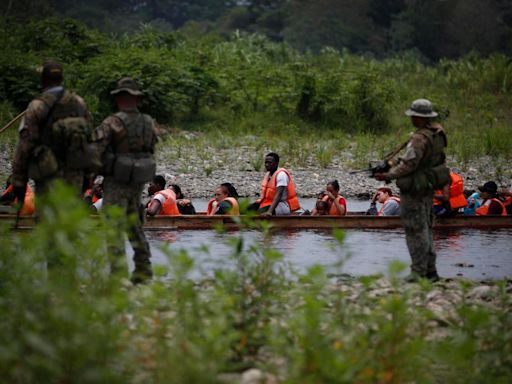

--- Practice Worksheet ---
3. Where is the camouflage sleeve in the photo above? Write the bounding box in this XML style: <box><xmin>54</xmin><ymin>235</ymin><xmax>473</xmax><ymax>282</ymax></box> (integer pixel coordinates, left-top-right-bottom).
<box><xmin>11</xmin><ymin>99</ymin><xmax>49</xmax><ymax>187</ymax></box>
<box><xmin>75</xmin><ymin>94</ymin><xmax>92</xmax><ymax>122</ymax></box>
<box><xmin>90</xmin><ymin>116</ymin><xmax>121</xmax><ymax>154</ymax></box>
<box><xmin>386</xmin><ymin>133</ymin><xmax>429</xmax><ymax>180</ymax></box>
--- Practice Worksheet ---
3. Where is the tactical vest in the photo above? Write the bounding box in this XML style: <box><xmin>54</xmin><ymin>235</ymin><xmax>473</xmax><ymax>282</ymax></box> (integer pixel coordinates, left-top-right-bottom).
<box><xmin>104</xmin><ymin>111</ymin><xmax>156</xmax><ymax>185</ymax></box>
<box><xmin>28</xmin><ymin>90</ymin><xmax>92</xmax><ymax>180</ymax></box>
<box><xmin>396</xmin><ymin>123</ymin><xmax>450</xmax><ymax>195</ymax></box>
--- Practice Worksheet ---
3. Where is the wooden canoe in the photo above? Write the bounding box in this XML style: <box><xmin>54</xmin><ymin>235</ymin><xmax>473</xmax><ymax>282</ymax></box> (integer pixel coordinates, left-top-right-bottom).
<box><xmin>2</xmin><ymin>212</ymin><xmax>511</xmax><ymax>230</ymax></box>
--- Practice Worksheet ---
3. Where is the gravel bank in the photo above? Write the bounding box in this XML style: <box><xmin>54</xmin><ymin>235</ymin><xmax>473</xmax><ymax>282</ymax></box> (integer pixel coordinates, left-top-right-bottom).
<box><xmin>1</xmin><ymin>136</ymin><xmax>510</xmax><ymax>199</ymax></box>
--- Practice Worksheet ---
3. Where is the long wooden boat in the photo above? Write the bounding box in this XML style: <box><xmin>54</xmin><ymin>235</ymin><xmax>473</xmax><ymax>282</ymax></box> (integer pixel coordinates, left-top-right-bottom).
<box><xmin>2</xmin><ymin>211</ymin><xmax>511</xmax><ymax>231</ymax></box>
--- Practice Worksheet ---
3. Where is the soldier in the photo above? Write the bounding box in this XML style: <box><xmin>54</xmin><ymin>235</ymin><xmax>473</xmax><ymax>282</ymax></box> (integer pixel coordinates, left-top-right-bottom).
<box><xmin>92</xmin><ymin>78</ymin><xmax>157</xmax><ymax>284</ymax></box>
<box><xmin>11</xmin><ymin>60</ymin><xmax>92</xmax><ymax>204</ymax></box>
<box><xmin>374</xmin><ymin>99</ymin><xmax>450</xmax><ymax>282</ymax></box>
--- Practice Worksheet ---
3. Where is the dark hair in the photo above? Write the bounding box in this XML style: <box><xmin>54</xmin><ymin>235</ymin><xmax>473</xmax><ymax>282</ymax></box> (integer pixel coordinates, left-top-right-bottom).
<box><xmin>265</xmin><ymin>152</ymin><xmax>279</xmax><ymax>163</ymax></box>
<box><xmin>221</xmin><ymin>182</ymin><xmax>239</xmax><ymax>199</ymax></box>
<box><xmin>316</xmin><ymin>200</ymin><xmax>329</xmax><ymax>211</ymax></box>
<box><xmin>327</xmin><ymin>180</ymin><xmax>340</xmax><ymax>192</ymax></box>
<box><xmin>377</xmin><ymin>187</ymin><xmax>393</xmax><ymax>196</ymax></box>
<box><xmin>153</xmin><ymin>175</ymin><xmax>166</xmax><ymax>190</ymax></box>
<box><xmin>170</xmin><ymin>184</ymin><xmax>183</xmax><ymax>199</ymax></box>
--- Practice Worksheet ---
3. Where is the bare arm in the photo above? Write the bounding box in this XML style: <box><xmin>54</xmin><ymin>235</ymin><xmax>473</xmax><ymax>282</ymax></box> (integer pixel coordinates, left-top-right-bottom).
<box><xmin>146</xmin><ymin>199</ymin><xmax>162</xmax><ymax>216</ymax></box>
<box><xmin>262</xmin><ymin>186</ymin><xmax>285</xmax><ymax>216</ymax></box>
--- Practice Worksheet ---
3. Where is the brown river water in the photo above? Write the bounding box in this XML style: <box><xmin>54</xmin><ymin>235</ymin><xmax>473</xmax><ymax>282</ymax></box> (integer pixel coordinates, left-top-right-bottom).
<box><xmin>126</xmin><ymin>199</ymin><xmax>512</xmax><ymax>280</ymax></box>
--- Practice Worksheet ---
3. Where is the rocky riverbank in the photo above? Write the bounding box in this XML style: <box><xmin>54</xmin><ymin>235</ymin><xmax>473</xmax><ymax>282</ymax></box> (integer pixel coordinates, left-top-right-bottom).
<box><xmin>1</xmin><ymin>133</ymin><xmax>510</xmax><ymax>199</ymax></box>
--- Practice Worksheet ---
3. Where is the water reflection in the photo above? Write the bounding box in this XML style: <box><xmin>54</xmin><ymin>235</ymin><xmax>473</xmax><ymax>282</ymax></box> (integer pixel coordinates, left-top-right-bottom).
<box><xmin>138</xmin><ymin>227</ymin><xmax>512</xmax><ymax>281</ymax></box>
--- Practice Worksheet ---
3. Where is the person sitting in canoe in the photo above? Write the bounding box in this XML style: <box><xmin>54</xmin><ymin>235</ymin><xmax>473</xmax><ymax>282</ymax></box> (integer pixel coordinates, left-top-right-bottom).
<box><xmin>146</xmin><ymin>175</ymin><xmax>180</xmax><ymax>216</ymax></box>
<box><xmin>248</xmin><ymin>152</ymin><xmax>300</xmax><ymax>216</ymax></box>
<box><xmin>170</xmin><ymin>184</ymin><xmax>196</xmax><ymax>215</ymax></box>
<box><xmin>207</xmin><ymin>184</ymin><xmax>240</xmax><ymax>216</ymax></box>
<box><xmin>0</xmin><ymin>175</ymin><xmax>35</xmax><ymax>215</ymax></box>
<box><xmin>367</xmin><ymin>187</ymin><xmax>400</xmax><ymax>216</ymax></box>
<box><xmin>476</xmin><ymin>181</ymin><xmax>507</xmax><ymax>216</ymax></box>
<box><xmin>432</xmin><ymin>171</ymin><xmax>467</xmax><ymax>217</ymax></box>
<box><xmin>312</xmin><ymin>200</ymin><xmax>329</xmax><ymax>216</ymax></box>
<box><xmin>463</xmin><ymin>192</ymin><xmax>481</xmax><ymax>216</ymax></box>
<box><xmin>311</xmin><ymin>180</ymin><xmax>347</xmax><ymax>216</ymax></box>
<box><xmin>84</xmin><ymin>175</ymin><xmax>104</xmax><ymax>207</ymax></box>
<box><xmin>500</xmin><ymin>186</ymin><xmax>511</xmax><ymax>215</ymax></box>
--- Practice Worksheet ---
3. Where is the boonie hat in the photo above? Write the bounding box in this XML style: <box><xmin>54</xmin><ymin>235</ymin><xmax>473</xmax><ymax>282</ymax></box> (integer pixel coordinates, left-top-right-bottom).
<box><xmin>478</xmin><ymin>181</ymin><xmax>498</xmax><ymax>194</ymax></box>
<box><xmin>41</xmin><ymin>60</ymin><xmax>63</xmax><ymax>80</ymax></box>
<box><xmin>405</xmin><ymin>98</ymin><xmax>438</xmax><ymax>118</ymax></box>
<box><xmin>110</xmin><ymin>77</ymin><xmax>143</xmax><ymax>96</ymax></box>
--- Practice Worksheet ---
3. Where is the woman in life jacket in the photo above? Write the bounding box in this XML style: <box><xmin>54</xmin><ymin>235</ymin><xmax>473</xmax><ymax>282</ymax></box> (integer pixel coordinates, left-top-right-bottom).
<box><xmin>207</xmin><ymin>183</ymin><xmax>240</xmax><ymax>215</ymax></box>
<box><xmin>475</xmin><ymin>181</ymin><xmax>507</xmax><ymax>216</ymax></box>
<box><xmin>170</xmin><ymin>184</ymin><xmax>196</xmax><ymax>215</ymax></box>
<box><xmin>312</xmin><ymin>180</ymin><xmax>347</xmax><ymax>216</ymax></box>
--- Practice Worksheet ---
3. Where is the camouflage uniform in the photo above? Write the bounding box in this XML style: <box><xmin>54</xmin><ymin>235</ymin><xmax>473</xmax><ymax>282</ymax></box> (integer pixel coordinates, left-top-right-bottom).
<box><xmin>384</xmin><ymin>99</ymin><xmax>448</xmax><ymax>279</ymax></box>
<box><xmin>92</xmin><ymin>79</ymin><xmax>157</xmax><ymax>281</ymax></box>
<box><xmin>11</xmin><ymin>87</ymin><xmax>90</xmax><ymax>195</ymax></box>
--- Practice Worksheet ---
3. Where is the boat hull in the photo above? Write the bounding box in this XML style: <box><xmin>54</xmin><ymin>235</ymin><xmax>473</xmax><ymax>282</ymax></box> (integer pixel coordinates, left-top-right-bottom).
<box><xmin>3</xmin><ymin>214</ymin><xmax>511</xmax><ymax>231</ymax></box>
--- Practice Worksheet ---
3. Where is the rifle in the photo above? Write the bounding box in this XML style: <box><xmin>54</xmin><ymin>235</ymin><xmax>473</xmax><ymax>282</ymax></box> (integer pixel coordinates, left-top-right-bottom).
<box><xmin>0</xmin><ymin>110</ymin><xmax>26</xmax><ymax>135</ymax></box>
<box><xmin>349</xmin><ymin>139</ymin><xmax>409</xmax><ymax>177</ymax></box>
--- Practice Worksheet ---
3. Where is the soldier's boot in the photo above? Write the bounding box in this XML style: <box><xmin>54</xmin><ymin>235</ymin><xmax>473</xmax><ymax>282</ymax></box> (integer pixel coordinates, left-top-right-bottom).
<box><xmin>426</xmin><ymin>270</ymin><xmax>440</xmax><ymax>282</ymax></box>
<box><xmin>131</xmin><ymin>261</ymin><xmax>153</xmax><ymax>285</ymax></box>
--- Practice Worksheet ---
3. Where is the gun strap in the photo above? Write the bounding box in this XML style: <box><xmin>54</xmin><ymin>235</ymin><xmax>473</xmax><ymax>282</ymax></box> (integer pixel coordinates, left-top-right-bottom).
<box><xmin>383</xmin><ymin>139</ymin><xmax>409</xmax><ymax>160</ymax></box>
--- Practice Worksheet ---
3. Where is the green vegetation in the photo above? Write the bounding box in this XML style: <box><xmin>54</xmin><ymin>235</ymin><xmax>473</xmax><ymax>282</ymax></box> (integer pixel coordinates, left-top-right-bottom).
<box><xmin>1</xmin><ymin>19</ymin><xmax>511</xmax><ymax>170</ymax></box>
<box><xmin>1</xmin><ymin>184</ymin><xmax>511</xmax><ymax>382</ymax></box>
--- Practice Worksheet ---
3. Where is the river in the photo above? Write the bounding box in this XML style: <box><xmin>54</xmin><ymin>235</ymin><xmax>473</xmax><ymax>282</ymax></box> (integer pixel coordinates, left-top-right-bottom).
<box><xmin>126</xmin><ymin>199</ymin><xmax>512</xmax><ymax>280</ymax></box>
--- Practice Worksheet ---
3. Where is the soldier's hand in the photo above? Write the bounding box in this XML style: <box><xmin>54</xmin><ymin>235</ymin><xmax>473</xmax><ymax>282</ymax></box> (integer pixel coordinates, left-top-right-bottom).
<box><xmin>12</xmin><ymin>185</ymin><xmax>27</xmax><ymax>208</ymax></box>
<box><xmin>374</xmin><ymin>173</ymin><xmax>388</xmax><ymax>181</ymax></box>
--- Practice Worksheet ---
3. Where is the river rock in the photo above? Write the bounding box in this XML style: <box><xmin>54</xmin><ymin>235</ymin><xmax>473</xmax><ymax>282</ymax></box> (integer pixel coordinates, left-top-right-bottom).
<box><xmin>241</xmin><ymin>369</ymin><xmax>278</xmax><ymax>384</ymax></box>
<box><xmin>466</xmin><ymin>285</ymin><xmax>497</xmax><ymax>301</ymax></box>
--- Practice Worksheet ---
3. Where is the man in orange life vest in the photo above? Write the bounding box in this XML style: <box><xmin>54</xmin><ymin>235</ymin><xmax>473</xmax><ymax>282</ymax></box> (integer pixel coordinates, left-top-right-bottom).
<box><xmin>146</xmin><ymin>175</ymin><xmax>180</xmax><ymax>216</ymax></box>
<box><xmin>250</xmin><ymin>152</ymin><xmax>300</xmax><ymax>215</ymax></box>
<box><xmin>476</xmin><ymin>181</ymin><xmax>507</xmax><ymax>216</ymax></box>
<box><xmin>432</xmin><ymin>171</ymin><xmax>467</xmax><ymax>217</ymax></box>
<box><xmin>207</xmin><ymin>184</ymin><xmax>240</xmax><ymax>215</ymax></box>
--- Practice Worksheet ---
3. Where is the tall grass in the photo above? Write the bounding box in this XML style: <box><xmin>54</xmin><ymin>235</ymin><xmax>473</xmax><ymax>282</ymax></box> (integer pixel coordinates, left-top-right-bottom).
<box><xmin>0</xmin><ymin>183</ymin><xmax>511</xmax><ymax>382</ymax></box>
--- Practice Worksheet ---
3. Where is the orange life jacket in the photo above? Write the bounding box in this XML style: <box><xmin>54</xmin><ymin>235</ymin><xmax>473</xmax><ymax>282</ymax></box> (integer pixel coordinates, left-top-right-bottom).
<box><xmin>207</xmin><ymin>197</ymin><xmax>239</xmax><ymax>216</ymax></box>
<box><xmin>475</xmin><ymin>198</ymin><xmax>506</xmax><ymax>216</ymax></box>
<box><xmin>206</xmin><ymin>198</ymin><xmax>217</xmax><ymax>215</ymax></box>
<box><xmin>4</xmin><ymin>184</ymin><xmax>35</xmax><ymax>215</ymax></box>
<box><xmin>84</xmin><ymin>188</ymin><xmax>100</xmax><ymax>203</ymax></box>
<box><xmin>155</xmin><ymin>189</ymin><xmax>180</xmax><ymax>216</ymax></box>
<box><xmin>378</xmin><ymin>196</ymin><xmax>400</xmax><ymax>216</ymax></box>
<box><xmin>259</xmin><ymin>168</ymin><xmax>300</xmax><ymax>211</ymax></box>
<box><xmin>322</xmin><ymin>194</ymin><xmax>347</xmax><ymax>216</ymax></box>
<box><xmin>433</xmin><ymin>172</ymin><xmax>467</xmax><ymax>210</ymax></box>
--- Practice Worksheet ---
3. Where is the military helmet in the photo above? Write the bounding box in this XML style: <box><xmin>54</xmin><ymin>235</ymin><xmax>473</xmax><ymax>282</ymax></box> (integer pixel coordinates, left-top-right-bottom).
<box><xmin>110</xmin><ymin>77</ymin><xmax>143</xmax><ymax>96</ymax></box>
<box><xmin>405</xmin><ymin>98</ymin><xmax>438</xmax><ymax>118</ymax></box>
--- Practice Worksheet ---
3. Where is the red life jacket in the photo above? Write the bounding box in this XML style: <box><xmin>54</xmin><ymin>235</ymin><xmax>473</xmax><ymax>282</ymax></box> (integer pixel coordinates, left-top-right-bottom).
<box><xmin>155</xmin><ymin>189</ymin><xmax>180</xmax><ymax>216</ymax></box>
<box><xmin>378</xmin><ymin>196</ymin><xmax>400</xmax><ymax>216</ymax></box>
<box><xmin>3</xmin><ymin>184</ymin><xmax>35</xmax><ymax>215</ymax></box>
<box><xmin>259</xmin><ymin>168</ymin><xmax>300</xmax><ymax>211</ymax></box>
<box><xmin>322</xmin><ymin>194</ymin><xmax>347</xmax><ymax>216</ymax></box>
<box><xmin>475</xmin><ymin>198</ymin><xmax>506</xmax><ymax>216</ymax></box>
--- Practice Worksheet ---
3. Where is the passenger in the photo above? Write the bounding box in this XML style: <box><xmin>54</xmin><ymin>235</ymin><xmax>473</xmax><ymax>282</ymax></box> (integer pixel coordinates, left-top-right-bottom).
<box><xmin>146</xmin><ymin>175</ymin><xmax>180</xmax><ymax>216</ymax></box>
<box><xmin>206</xmin><ymin>182</ymin><xmax>239</xmax><ymax>215</ymax></box>
<box><xmin>312</xmin><ymin>180</ymin><xmax>346</xmax><ymax>215</ymax></box>
<box><xmin>207</xmin><ymin>184</ymin><xmax>240</xmax><ymax>215</ymax></box>
<box><xmin>432</xmin><ymin>171</ymin><xmax>467</xmax><ymax>217</ymax></box>
<box><xmin>170</xmin><ymin>184</ymin><xmax>196</xmax><ymax>215</ymax></box>
<box><xmin>475</xmin><ymin>181</ymin><xmax>506</xmax><ymax>216</ymax></box>
<box><xmin>249</xmin><ymin>152</ymin><xmax>300</xmax><ymax>216</ymax></box>
<box><xmin>312</xmin><ymin>200</ymin><xmax>329</xmax><ymax>216</ymax></box>
<box><xmin>367</xmin><ymin>187</ymin><xmax>400</xmax><ymax>216</ymax></box>
<box><xmin>0</xmin><ymin>176</ymin><xmax>35</xmax><ymax>215</ymax></box>
<box><xmin>463</xmin><ymin>192</ymin><xmax>481</xmax><ymax>216</ymax></box>
<box><xmin>500</xmin><ymin>187</ymin><xmax>512</xmax><ymax>215</ymax></box>
<box><xmin>84</xmin><ymin>175</ymin><xmax>104</xmax><ymax>206</ymax></box>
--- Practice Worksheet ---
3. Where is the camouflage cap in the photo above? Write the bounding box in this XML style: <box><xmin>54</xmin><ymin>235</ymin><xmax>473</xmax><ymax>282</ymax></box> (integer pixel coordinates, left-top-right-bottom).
<box><xmin>405</xmin><ymin>99</ymin><xmax>438</xmax><ymax>118</ymax></box>
<box><xmin>110</xmin><ymin>77</ymin><xmax>143</xmax><ymax>96</ymax></box>
<box><xmin>41</xmin><ymin>60</ymin><xmax>63</xmax><ymax>81</ymax></box>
